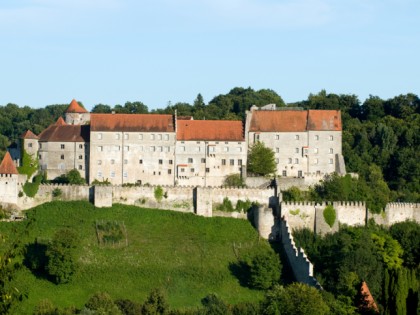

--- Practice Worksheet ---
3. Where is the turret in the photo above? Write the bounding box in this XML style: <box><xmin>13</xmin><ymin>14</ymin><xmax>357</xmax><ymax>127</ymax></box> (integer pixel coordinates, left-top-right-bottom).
<box><xmin>65</xmin><ymin>99</ymin><xmax>90</xmax><ymax>125</ymax></box>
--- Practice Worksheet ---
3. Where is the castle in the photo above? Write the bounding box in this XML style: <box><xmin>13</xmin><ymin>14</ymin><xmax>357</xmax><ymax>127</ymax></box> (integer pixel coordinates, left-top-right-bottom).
<box><xmin>9</xmin><ymin>99</ymin><xmax>346</xmax><ymax>186</ymax></box>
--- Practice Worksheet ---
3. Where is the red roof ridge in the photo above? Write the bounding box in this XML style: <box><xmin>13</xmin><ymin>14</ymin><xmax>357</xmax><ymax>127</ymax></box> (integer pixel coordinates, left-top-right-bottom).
<box><xmin>21</xmin><ymin>130</ymin><xmax>38</xmax><ymax>140</ymax></box>
<box><xmin>55</xmin><ymin>117</ymin><xmax>67</xmax><ymax>126</ymax></box>
<box><xmin>0</xmin><ymin>152</ymin><xmax>18</xmax><ymax>175</ymax></box>
<box><xmin>359</xmin><ymin>281</ymin><xmax>378</xmax><ymax>312</ymax></box>
<box><xmin>65</xmin><ymin>99</ymin><xmax>88</xmax><ymax>113</ymax></box>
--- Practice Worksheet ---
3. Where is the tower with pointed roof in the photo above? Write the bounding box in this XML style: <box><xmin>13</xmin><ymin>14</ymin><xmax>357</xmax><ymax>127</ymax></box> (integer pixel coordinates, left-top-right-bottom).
<box><xmin>65</xmin><ymin>99</ymin><xmax>90</xmax><ymax>125</ymax></box>
<box><xmin>0</xmin><ymin>152</ymin><xmax>20</xmax><ymax>204</ymax></box>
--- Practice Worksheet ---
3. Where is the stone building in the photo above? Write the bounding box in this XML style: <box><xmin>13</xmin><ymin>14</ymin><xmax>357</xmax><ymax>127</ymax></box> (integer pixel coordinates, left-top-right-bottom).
<box><xmin>11</xmin><ymin>99</ymin><xmax>345</xmax><ymax>186</ymax></box>
<box><xmin>0</xmin><ymin>152</ymin><xmax>20</xmax><ymax>204</ymax></box>
<box><xmin>176</xmin><ymin>120</ymin><xmax>247</xmax><ymax>186</ymax></box>
<box><xmin>38</xmin><ymin>117</ymin><xmax>90</xmax><ymax>180</ymax></box>
<box><xmin>246</xmin><ymin>107</ymin><xmax>345</xmax><ymax>178</ymax></box>
<box><xmin>89</xmin><ymin>113</ymin><xmax>176</xmax><ymax>185</ymax></box>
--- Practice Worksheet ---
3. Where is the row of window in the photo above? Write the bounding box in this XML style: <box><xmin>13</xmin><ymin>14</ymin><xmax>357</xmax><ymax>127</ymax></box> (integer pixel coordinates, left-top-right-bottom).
<box><xmin>58</xmin><ymin>144</ymin><xmax>86</xmax><ymax>150</ymax></box>
<box><xmin>178</xmin><ymin>146</ymin><xmax>243</xmax><ymax>153</ymax></box>
<box><xmin>283</xmin><ymin>158</ymin><xmax>334</xmax><ymax>165</ymax></box>
<box><xmin>274</xmin><ymin>148</ymin><xmax>334</xmax><ymax>154</ymax></box>
<box><xmin>256</xmin><ymin>134</ymin><xmax>335</xmax><ymax>141</ymax></box>
<box><xmin>97</xmin><ymin>133</ymin><xmax>171</xmax><ymax>141</ymax></box>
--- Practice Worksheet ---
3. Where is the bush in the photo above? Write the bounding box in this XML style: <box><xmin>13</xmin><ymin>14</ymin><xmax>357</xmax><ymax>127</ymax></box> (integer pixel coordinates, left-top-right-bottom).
<box><xmin>115</xmin><ymin>299</ymin><xmax>141</xmax><ymax>315</ymax></box>
<box><xmin>85</xmin><ymin>292</ymin><xmax>122</xmax><ymax>315</ymax></box>
<box><xmin>23</xmin><ymin>173</ymin><xmax>43</xmax><ymax>197</ymax></box>
<box><xmin>46</xmin><ymin>228</ymin><xmax>79</xmax><ymax>284</ymax></box>
<box><xmin>52</xmin><ymin>188</ymin><xmax>62</xmax><ymax>198</ymax></box>
<box><xmin>141</xmin><ymin>288</ymin><xmax>168</xmax><ymax>315</ymax></box>
<box><xmin>323</xmin><ymin>205</ymin><xmax>336</xmax><ymax>228</ymax></box>
<box><xmin>154</xmin><ymin>186</ymin><xmax>164</xmax><ymax>202</ymax></box>
<box><xmin>201</xmin><ymin>293</ymin><xmax>231</xmax><ymax>315</ymax></box>
<box><xmin>224</xmin><ymin>174</ymin><xmax>245</xmax><ymax>187</ymax></box>
<box><xmin>54</xmin><ymin>169</ymin><xmax>86</xmax><ymax>185</ymax></box>
<box><xmin>215</xmin><ymin>197</ymin><xmax>234</xmax><ymax>212</ymax></box>
<box><xmin>235</xmin><ymin>199</ymin><xmax>252</xmax><ymax>213</ymax></box>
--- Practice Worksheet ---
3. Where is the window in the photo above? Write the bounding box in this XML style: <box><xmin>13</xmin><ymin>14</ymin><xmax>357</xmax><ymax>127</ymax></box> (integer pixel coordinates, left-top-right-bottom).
<box><xmin>230</xmin><ymin>159</ymin><xmax>234</xmax><ymax>166</ymax></box>
<box><xmin>157</xmin><ymin>134</ymin><xmax>162</xmax><ymax>140</ymax></box>
<box><xmin>314</xmin><ymin>158</ymin><xmax>319</xmax><ymax>164</ymax></box>
<box><xmin>181</xmin><ymin>168</ymin><xmax>185</xmax><ymax>173</ymax></box>
<box><xmin>314</xmin><ymin>148</ymin><xmax>318</xmax><ymax>154</ymax></box>
<box><xmin>197</xmin><ymin>141</ymin><xmax>200</xmax><ymax>144</ymax></box>
<box><xmin>209</xmin><ymin>146</ymin><xmax>215</xmax><ymax>152</ymax></box>
<box><xmin>282</xmin><ymin>170</ymin><xmax>287</xmax><ymax>176</ymax></box>
<box><xmin>110</xmin><ymin>171</ymin><xmax>115</xmax><ymax>178</ymax></box>
<box><xmin>224</xmin><ymin>147</ymin><xmax>229</xmax><ymax>152</ymax></box>
<box><xmin>164</xmin><ymin>134</ymin><xmax>169</xmax><ymax>140</ymax></box>
<box><xmin>168</xmin><ymin>169</ymin><xmax>172</xmax><ymax>174</ymax></box>
<box><xmin>138</xmin><ymin>134</ymin><xmax>143</xmax><ymax>140</ymax></box>
<box><xmin>275</xmin><ymin>134</ymin><xmax>280</xmax><ymax>140</ymax></box>
<box><xmin>78</xmin><ymin>165</ymin><xmax>82</xmax><ymax>170</ymax></box>
<box><xmin>329</xmin><ymin>135</ymin><xmax>334</xmax><ymax>141</ymax></box>
<box><xmin>315</xmin><ymin>135</ymin><xmax>319</xmax><ymax>140</ymax></box>
<box><xmin>123</xmin><ymin>172</ymin><xmax>128</xmax><ymax>178</ymax></box>
<box><xmin>112</xmin><ymin>145</ymin><xmax>120</xmax><ymax>151</ymax></box>
<box><xmin>39</xmin><ymin>154</ymin><xmax>42</xmax><ymax>160</ymax></box>
<box><xmin>97</xmin><ymin>171</ymin><xmax>102</xmax><ymax>177</ymax></box>
<box><xmin>61</xmin><ymin>154</ymin><xmax>64</xmax><ymax>160</ymax></box>
<box><xmin>191</xmin><ymin>168</ymin><xmax>194</xmax><ymax>173</ymax></box>
<box><xmin>124</xmin><ymin>159</ymin><xmax>128</xmax><ymax>164</ymax></box>
<box><xmin>169</xmin><ymin>160</ymin><xmax>173</xmax><ymax>165</ymax></box>
<box><xmin>329</xmin><ymin>148</ymin><xmax>334</xmax><ymax>154</ymax></box>
<box><xmin>288</xmin><ymin>158</ymin><xmax>292</xmax><ymax>164</ymax></box>
<box><xmin>276</xmin><ymin>147</ymin><xmax>279</xmax><ymax>153</ymax></box>
<box><xmin>159</xmin><ymin>159</ymin><xmax>163</xmax><ymax>164</ymax></box>
<box><xmin>188</xmin><ymin>158</ymin><xmax>193</xmax><ymax>163</ymax></box>
<box><xmin>39</xmin><ymin>143</ymin><xmax>42</xmax><ymax>149</ymax></box>
<box><xmin>79</xmin><ymin>144</ymin><xmax>83</xmax><ymax>149</ymax></box>
<box><xmin>201</xmin><ymin>158</ymin><xmax>206</xmax><ymax>163</ymax></box>
<box><xmin>98</xmin><ymin>160</ymin><xmax>102</xmax><ymax>165</ymax></box>
<box><xmin>97</xmin><ymin>133</ymin><xmax>102</xmax><ymax>140</ymax></box>
<box><xmin>111</xmin><ymin>159</ymin><xmax>115</xmax><ymax>164</ymax></box>
<box><xmin>157</xmin><ymin>146</ymin><xmax>163</xmax><ymax>152</ymax></box>
<box><xmin>255</xmin><ymin>134</ymin><xmax>260</xmax><ymax>141</ymax></box>
<box><xmin>196</xmin><ymin>147</ymin><xmax>201</xmax><ymax>152</ymax></box>
<box><xmin>295</xmin><ymin>135</ymin><xmax>299</xmax><ymax>140</ymax></box>
<box><xmin>115</xmin><ymin>133</ymin><xmax>120</xmax><ymax>140</ymax></box>
<box><xmin>329</xmin><ymin>159</ymin><xmax>334</xmax><ymax>164</ymax></box>
<box><xmin>206</xmin><ymin>168</ymin><xmax>210</xmax><ymax>173</ymax></box>
<box><xmin>79</xmin><ymin>155</ymin><xmax>83</xmax><ymax>160</ymax></box>
<box><xmin>165</xmin><ymin>146</ymin><xmax>170</xmax><ymax>152</ymax></box>
<box><xmin>295</xmin><ymin>158</ymin><xmax>299</xmax><ymax>164</ymax></box>
<box><xmin>180</xmin><ymin>146</ymin><xmax>185</xmax><ymax>152</ymax></box>
<box><xmin>237</xmin><ymin>147</ymin><xmax>242</xmax><ymax>152</ymax></box>
<box><xmin>295</xmin><ymin>148</ymin><xmax>299</xmax><ymax>154</ymax></box>
<box><xmin>124</xmin><ymin>146</ymin><xmax>129</xmax><ymax>151</ymax></box>
<box><xmin>150</xmin><ymin>146</ymin><xmax>155</xmax><ymax>152</ymax></box>
<box><xmin>238</xmin><ymin>159</ymin><xmax>242</xmax><ymax>165</ymax></box>
<box><xmin>222</xmin><ymin>159</ymin><xmax>226</xmax><ymax>165</ymax></box>
<box><xmin>124</xmin><ymin>134</ymin><xmax>128</xmax><ymax>140</ymax></box>
<box><xmin>139</xmin><ymin>159</ymin><xmax>143</xmax><ymax>164</ymax></box>
<box><xmin>28</xmin><ymin>143</ymin><xmax>33</xmax><ymax>148</ymax></box>
<box><xmin>61</xmin><ymin>144</ymin><xmax>65</xmax><ymax>149</ymax></box>
<box><xmin>151</xmin><ymin>134</ymin><xmax>155</xmax><ymax>140</ymax></box>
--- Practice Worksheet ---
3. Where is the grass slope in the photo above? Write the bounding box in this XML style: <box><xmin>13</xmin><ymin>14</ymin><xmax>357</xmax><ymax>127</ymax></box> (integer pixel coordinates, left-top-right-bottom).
<box><xmin>1</xmin><ymin>201</ymin><xmax>264</xmax><ymax>314</ymax></box>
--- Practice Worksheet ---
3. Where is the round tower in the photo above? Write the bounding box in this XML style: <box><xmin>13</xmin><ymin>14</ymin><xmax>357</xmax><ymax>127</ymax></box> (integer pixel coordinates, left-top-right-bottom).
<box><xmin>65</xmin><ymin>99</ymin><xmax>90</xmax><ymax>125</ymax></box>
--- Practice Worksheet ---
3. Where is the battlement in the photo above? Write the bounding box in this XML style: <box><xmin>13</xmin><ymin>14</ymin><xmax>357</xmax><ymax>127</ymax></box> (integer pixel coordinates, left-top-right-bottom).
<box><xmin>386</xmin><ymin>202</ymin><xmax>420</xmax><ymax>209</ymax></box>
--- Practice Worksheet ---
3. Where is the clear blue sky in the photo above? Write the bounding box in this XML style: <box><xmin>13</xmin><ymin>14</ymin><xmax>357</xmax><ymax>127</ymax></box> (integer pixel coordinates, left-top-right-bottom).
<box><xmin>1</xmin><ymin>0</ymin><xmax>419</xmax><ymax>111</ymax></box>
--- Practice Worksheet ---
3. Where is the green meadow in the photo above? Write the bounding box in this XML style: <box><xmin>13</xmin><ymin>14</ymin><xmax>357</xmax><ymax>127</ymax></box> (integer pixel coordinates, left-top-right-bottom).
<box><xmin>1</xmin><ymin>201</ymin><xmax>265</xmax><ymax>314</ymax></box>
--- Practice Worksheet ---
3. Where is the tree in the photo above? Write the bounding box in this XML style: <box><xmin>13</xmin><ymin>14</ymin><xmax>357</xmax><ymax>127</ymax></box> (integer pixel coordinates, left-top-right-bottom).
<box><xmin>85</xmin><ymin>292</ymin><xmax>122</xmax><ymax>315</ymax></box>
<box><xmin>262</xmin><ymin>284</ymin><xmax>330</xmax><ymax>315</ymax></box>
<box><xmin>389</xmin><ymin>221</ymin><xmax>420</xmax><ymax>268</ymax></box>
<box><xmin>247</xmin><ymin>142</ymin><xmax>276</xmax><ymax>176</ymax></box>
<box><xmin>201</xmin><ymin>294</ymin><xmax>231</xmax><ymax>315</ymax></box>
<box><xmin>223</xmin><ymin>174</ymin><xmax>244</xmax><ymax>187</ymax></box>
<box><xmin>46</xmin><ymin>228</ymin><xmax>79</xmax><ymax>284</ymax></box>
<box><xmin>141</xmin><ymin>288</ymin><xmax>168</xmax><ymax>315</ymax></box>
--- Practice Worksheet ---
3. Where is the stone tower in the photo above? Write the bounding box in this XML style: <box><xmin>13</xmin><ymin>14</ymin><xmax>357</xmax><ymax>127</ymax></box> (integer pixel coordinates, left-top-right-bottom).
<box><xmin>0</xmin><ymin>152</ymin><xmax>19</xmax><ymax>204</ymax></box>
<box><xmin>65</xmin><ymin>99</ymin><xmax>90</xmax><ymax>125</ymax></box>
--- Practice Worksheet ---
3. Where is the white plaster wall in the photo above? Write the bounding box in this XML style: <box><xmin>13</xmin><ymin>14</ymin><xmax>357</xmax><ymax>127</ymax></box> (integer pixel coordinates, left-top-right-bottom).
<box><xmin>307</xmin><ymin>130</ymin><xmax>342</xmax><ymax>175</ymax></box>
<box><xmin>0</xmin><ymin>174</ymin><xmax>18</xmax><ymax>204</ymax></box>
<box><xmin>334</xmin><ymin>201</ymin><xmax>366</xmax><ymax>226</ymax></box>
<box><xmin>281</xmin><ymin>202</ymin><xmax>316</xmax><ymax>231</ymax></box>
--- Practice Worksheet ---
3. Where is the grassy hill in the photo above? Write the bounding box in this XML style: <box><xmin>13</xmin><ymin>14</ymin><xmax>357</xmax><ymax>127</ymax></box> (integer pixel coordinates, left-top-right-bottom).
<box><xmin>0</xmin><ymin>201</ymin><xmax>266</xmax><ymax>314</ymax></box>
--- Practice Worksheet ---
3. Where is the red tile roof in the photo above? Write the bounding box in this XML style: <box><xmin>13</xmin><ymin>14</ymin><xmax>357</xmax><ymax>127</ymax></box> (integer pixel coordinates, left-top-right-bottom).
<box><xmin>249</xmin><ymin>110</ymin><xmax>342</xmax><ymax>132</ymax></box>
<box><xmin>250</xmin><ymin>110</ymin><xmax>308</xmax><ymax>132</ymax></box>
<box><xmin>65</xmin><ymin>99</ymin><xmax>88</xmax><ymax>113</ymax></box>
<box><xmin>55</xmin><ymin>117</ymin><xmax>66</xmax><ymax>126</ymax></box>
<box><xmin>38</xmin><ymin>124</ymin><xmax>89</xmax><ymax>142</ymax></box>
<box><xmin>90</xmin><ymin>114</ymin><xmax>175</xmax><ymax>132</ymax></box>
<box><xmin>307</xmin><ymin>110</ymin><xmax>341</xmax><ymax>131</ymax></box>
<box><xmin>0</xmin><ymin>152</ymin><xmax>18</xmax><ymax>175</ymax></box>
<box><xmin>359</xmin><ymin>281</ymin><xmax>378</xmax><ymax>312</ymax></box>
<box><xmin>177</xmin><ymin>120</ymin><xmax>244</xmax><ymax>141</ymax></box>
<box><xmin>20</xmin><ymin>130</ymin><xmax>38</xmax><ymax>140</ymax></box>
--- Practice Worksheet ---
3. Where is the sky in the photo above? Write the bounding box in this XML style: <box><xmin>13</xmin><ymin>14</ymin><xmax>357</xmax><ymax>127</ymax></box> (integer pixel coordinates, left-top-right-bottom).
<box><xmin>0</xmin><ymin>0</ymin><xmax>419</xmax><ymax>111</ymax></box>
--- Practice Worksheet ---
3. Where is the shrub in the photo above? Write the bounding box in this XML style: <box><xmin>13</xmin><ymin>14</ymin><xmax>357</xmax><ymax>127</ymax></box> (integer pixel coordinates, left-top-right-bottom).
<box><xmin>154</xmin><ymin>186</ymin><xmax>164</xmax><ymax>202</ymax></box>
<box><xmin>85</xmin><ymin>292</ymin><xmax>122</xmax><ymax>315</ymax></box>
<box><xmin>17</xmin><ymin>148</ymin><xmax>38</xmax><ymax>178</ymax></box>
<box><xmin>141</xmin><ymin>288</ymin><xmax>168</xmax><ymax>315</ymax></box>
<box><xmin>215</xmin><ymin>197</ymin><xmax>234</xmax><ymax>212</ymax></box>
<box><xmin>224</xmin><ymin>174</ymin><xmax>245</xmax><ymax>187</ymax></box>
<box><xmin>115</xmin><ymin>299</ymin><xmax>141</xmax><ymax>315</ymax></box>
<box><xmin>92</xmin><ymin>178</ymin><xmax>111</xmax><ymax>185</ymax></box>
<box><xmin>323</xmin><ymin>205</ymin><xmax>336</xmax><ymax>228</ymax></box>
<box><xmin>235</xmin><ymin>199</ymin><xmax>252</xmax><ymax>213</ymax></box>
<box><xmin>33</xmin><ymin>299</ymin><xmax>57</xmax><ymax>315</ymax></box>
<box><xmin>22</xmin><ymin>173</ymin><xmax>43</xmax><ymax>197</ymax></box>
<box><xmin>46</xmin><ymin>228</ymin><xmax>79</xmax><ymax>284</ymax></box>
<box><xmin>201</xmin><ymin>293</ymin><xmax>231</xmax><ymax>315</ymax></box>
<box><xmin>52</xmin><ymin>188</ymin><xmax>62</xmax><ymax>198</ymax></box>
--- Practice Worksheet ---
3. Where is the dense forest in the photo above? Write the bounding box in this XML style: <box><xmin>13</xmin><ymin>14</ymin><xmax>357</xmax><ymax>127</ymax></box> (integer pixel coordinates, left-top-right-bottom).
<box><xmin>0</xmin><ymin>87</ymin><xmax>419</xmax><ymax>204</ymax></box>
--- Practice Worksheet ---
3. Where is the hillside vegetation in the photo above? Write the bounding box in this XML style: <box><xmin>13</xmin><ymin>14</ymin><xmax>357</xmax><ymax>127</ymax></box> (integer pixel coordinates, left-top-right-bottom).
<box><xmin>0</xmin><ymin>201</ymin><xmax>266</xmax><ymax>314</ymax></box>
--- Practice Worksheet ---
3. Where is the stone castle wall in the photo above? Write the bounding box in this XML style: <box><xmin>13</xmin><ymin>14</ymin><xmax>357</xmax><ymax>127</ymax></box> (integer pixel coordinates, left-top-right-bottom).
<box><xmin>280</xmin><ymin>217</ymin><xmax>320</xmax><ymax>287</ymax></box>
